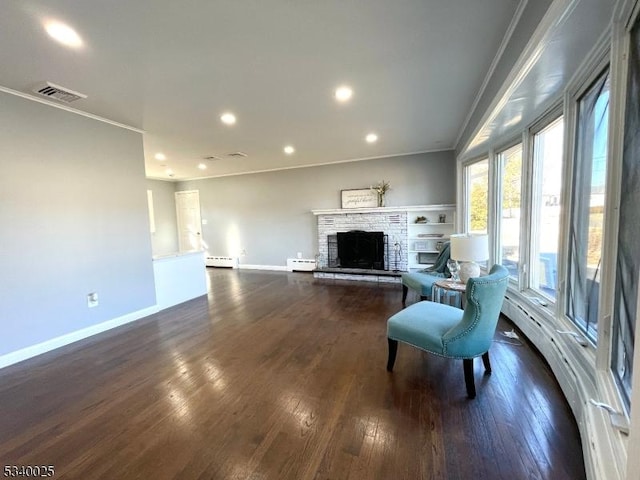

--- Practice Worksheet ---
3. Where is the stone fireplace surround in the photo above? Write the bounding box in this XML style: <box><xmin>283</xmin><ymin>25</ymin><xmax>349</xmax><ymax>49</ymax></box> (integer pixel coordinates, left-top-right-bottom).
<box><xmin>311</xmin><ymin>205</ymin><xmax>455</xmax><ymax>282</ymax></box>
<box><xmin>312</xmin><ymin>207</ymin><xmax>409</xmax><ymax>280</ymax></box>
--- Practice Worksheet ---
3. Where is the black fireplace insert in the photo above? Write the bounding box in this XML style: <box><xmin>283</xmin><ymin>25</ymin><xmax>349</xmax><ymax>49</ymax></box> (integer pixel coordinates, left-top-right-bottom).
<box><xmin>334</xmin><ymin>230</ymin><xmax>386</xmax><ymax>270</ymax></box>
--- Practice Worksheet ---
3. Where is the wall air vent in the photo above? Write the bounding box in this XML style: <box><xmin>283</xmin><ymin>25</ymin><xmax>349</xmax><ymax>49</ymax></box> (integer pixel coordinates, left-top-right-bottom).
<box><xmin>33</xmin><ymin>82</ymin><xmax>87</xmax><ymax>103</ymax></box>
<box><xmin>227</xmin><ymin>152</ymin><xmax>248</xmax><ymax>158</ymax></box>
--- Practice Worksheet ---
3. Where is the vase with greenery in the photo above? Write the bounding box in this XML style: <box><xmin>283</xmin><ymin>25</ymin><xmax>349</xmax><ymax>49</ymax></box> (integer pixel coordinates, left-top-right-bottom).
<box><xmin>371</xmin><ymin>180</ymin><xmax>390</xmax><ymax>207</ymax></box>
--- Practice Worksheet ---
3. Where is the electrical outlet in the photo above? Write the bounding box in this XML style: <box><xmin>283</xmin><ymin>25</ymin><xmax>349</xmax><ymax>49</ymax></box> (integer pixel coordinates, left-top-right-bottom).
<box><xmin>87</xmin><ymin>292</ymin><xmax>99</xmax><ymax>308</ymax></box>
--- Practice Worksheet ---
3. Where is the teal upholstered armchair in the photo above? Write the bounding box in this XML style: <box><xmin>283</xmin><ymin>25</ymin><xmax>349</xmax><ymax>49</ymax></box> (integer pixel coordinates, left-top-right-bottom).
<box><xmin>387</xmin><ymin>264</ymin><xmax>509</xmax><ymax>398</ymax></box>
<box><xmin>401</xmin><ymin>242</ymin><xmax>451</xmax><ymax>303</ymax></box>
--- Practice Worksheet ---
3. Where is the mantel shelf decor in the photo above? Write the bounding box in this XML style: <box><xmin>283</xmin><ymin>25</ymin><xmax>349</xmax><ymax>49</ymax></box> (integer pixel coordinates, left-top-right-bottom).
<box><xmin>371</xmin><ymin>180</ymin><xmax>390</xmax><ymax>207</ymax></box>
<box><xmin>340</xmin><ymin>181</ymin><xmax>391</xmax><ymax>209</ymax></box>
<box><xmin>340</xmin><ymin>189</ymin><xmax>379</xmax><ymax>209</ymax></box>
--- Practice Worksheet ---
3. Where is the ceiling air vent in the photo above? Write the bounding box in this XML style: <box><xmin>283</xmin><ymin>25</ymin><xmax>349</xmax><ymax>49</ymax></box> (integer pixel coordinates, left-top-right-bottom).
<box><xmin>203</xmin><ymin>155</ymin><xmax>222</xmax><ymax>161</ymax></box>
<box><xmin>33</xmin><ymin>82</ymin><xmax>87</xmax><ymax>103</ymax></box>
<box><xmin>227</xmin><ymin>151</ymin><xmax>248</xmax><ymax>158</ymax></box>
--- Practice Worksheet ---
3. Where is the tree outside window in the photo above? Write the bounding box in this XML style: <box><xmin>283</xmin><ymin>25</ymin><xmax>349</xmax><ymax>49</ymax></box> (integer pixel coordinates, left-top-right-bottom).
<box><xmin>499</xmin><ymin>144</ymin><xmax>523</xmax><ymax>281</ymax></box>
<box><xmin>467</xmin><ymin>159</ymin><xmax>489</xmax><ymax>234</ymax></box>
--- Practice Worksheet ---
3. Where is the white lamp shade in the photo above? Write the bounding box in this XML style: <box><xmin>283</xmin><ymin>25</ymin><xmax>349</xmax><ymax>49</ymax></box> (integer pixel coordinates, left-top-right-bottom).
<box><xmin>450</xmin><ymin>234</ymin><xmax>489</xmax><ymax>262</ymax></box>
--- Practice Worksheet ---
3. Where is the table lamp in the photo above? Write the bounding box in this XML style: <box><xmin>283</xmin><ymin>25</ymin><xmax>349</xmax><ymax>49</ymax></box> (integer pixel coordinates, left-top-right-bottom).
<box><xmin>450</xmin><ymin>234</ymin><xmax>489</xmax><ymax>284</ymax></box>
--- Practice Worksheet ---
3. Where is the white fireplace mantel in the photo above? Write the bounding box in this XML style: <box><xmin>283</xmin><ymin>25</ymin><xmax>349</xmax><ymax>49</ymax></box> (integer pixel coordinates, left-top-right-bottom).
<box><xmin>311</xmin><ymin>204</ymin><xmax>454</xmax><ymax>216</ymax></box>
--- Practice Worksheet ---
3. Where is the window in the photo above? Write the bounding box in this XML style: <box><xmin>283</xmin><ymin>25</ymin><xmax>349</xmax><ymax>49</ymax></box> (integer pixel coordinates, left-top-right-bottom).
<box><xmin>612</xmin><ymin>18</ymin><xmax>640</xmax><ymax>411</ymax></box>
<box><xmin>498</xmin><ymin>144</ymin><xmax>523</xmax><ymax>281</ymax></box>
<box><xmin>465</xmin><ymin>159</ymin><xmax>489</xmax><ymax>234</ymax></box>
<box><xmin>531</xmin><ymin>116</ymin><xmax>564</xmax><ymax>300</ymax></box>
<box><xmin>567</xmin><ymin>69</ymin><xmax>610</xmax><ymax>343</ymax></box>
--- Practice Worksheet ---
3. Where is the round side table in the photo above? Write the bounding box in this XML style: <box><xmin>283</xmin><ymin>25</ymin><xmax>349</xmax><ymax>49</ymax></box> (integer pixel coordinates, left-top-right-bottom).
<box><xmin>432</xmin><ymin>279</ymin><xmax>466</xmax><ymax>308</ymax></box>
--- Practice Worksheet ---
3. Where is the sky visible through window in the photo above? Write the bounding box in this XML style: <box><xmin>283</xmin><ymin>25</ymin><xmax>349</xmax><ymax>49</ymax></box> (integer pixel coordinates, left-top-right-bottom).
<box><xmin>533</xmin><ymin>117</ymin><xmax>564</xmax><ymax>298</ymax></box>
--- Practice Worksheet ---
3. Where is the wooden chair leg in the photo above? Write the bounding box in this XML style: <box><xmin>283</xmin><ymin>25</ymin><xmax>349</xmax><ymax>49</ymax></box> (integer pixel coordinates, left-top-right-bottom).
<box><xmin>463</xmin><ymin>358</ymin><xmax>476</xmax><ymax>399</ymax></box>
<box><xmin>482</xmin><ymin>352</ymin><xmax>492</xmax><ymax>374</ymax></box>
<box><xmin>402</xmin><ymin>285</ymin><xmax>408</xmax><ymax>304</ymax></box>
<box><xmin>387</xmin><ymin>339</ymin><xmax>398</xmax><ymax>372</ymax></box>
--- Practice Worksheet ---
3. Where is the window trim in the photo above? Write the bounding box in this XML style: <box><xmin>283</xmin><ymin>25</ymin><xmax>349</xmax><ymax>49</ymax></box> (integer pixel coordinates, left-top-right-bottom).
<box><xmin>461</xmin><ymin>155</ymin><xmax>490</xmax><ymax>235</ymax></box>
<box><xmin>564</xmin><ymin>64</ymin><xmax>611</xmax><ymax>346</ymax></box>
<box><xmin>494</xmin><ymin>137</ymin><xmax>525</xmax><ymax>287</ymax></box>
<box><xmin>603</xmin><ymin>7</ymin><xmax>640</xmax><ymax>475</ymax></box>
<box><xmin>607</xmin><ymin>12</ymin><xmax>640</xmax><ymax>415</ymax></box>
<box><xmin>563</xmin><ymin>44</ymin><xmax>615</xmax><ymax>368</ymax></box>
<box><xmin>525</xmin><ymin>105</ymin><xmax>565</xmax><ymax>305</ymax></box>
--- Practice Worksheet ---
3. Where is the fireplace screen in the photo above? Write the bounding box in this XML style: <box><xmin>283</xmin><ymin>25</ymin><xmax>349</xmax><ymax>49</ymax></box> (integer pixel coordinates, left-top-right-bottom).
<box><xmin>327</xmin><ymin>231</ymin><xmax>388</xmax><ymax>270</ymax></box>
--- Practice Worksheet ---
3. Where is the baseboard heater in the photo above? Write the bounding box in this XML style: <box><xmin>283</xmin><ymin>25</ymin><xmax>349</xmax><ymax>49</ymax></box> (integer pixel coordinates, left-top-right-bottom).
<box><xmin>205</xmin><ymin>256</ymin><xmax>238</xmax><ymax>268</ymax></box>
<box><xmin>286</xmin><ymin>258</ymin><xmax>316</xmax><ymax>272</ymax></box>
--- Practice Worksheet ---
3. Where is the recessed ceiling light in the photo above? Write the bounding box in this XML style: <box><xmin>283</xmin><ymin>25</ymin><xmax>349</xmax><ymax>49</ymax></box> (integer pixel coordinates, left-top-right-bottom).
<box><xmin>334</xmin><ymin>85</ymin><xmax>353</xmax><ymax>102</ymax></box>
<box><xmin>44</xmin><ymin>21</ymin><xmax>83</xmax><ymax>48</ymax></box>
<box><xmin>284</xmin><ymin>145</ymin><xmax>295</xmax><ymax>155</ymax></box>
<box><xmin>220</xmin><ymin>112</ymin><xmax>237</xmax><ymax>125</ymax></box>
<box><xmin>366</xmin><ymin>133</ymin><xmax>378</xmax><ymax>143</ymax></box>
<box><xmin>154</xmin><ymin>153</ymin><xmax>166</xmax><ymax>161</ymax></box>
<box><xmin>198</xmin><ymin>163</ymin><xmax>207</xmax><ymax>170</ymax></box>
<box><xmin>166</xmin><ymin>168</ymin><xmax>174</xmax><ymax>176</ymax></box>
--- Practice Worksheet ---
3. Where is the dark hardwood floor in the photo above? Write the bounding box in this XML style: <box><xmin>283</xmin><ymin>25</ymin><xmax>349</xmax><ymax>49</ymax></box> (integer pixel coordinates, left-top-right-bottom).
<box><xmin>0</xmin><ymin>269</ymin><xmax>585</xmax><ymax>479</ymax></box>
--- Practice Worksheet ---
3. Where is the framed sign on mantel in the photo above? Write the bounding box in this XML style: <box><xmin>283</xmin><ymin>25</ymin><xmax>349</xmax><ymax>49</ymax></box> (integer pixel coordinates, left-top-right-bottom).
<box><xmin>341</xmin><ymin>189</ymin><xmax>378</xmax><ymax>209</ymax></box>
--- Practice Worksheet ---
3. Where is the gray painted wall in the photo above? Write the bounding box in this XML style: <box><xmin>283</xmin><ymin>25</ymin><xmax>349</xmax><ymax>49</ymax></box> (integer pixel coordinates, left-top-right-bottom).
<box><xmin>146</xmin><ymin>179</ymin><xmax>178</xmax><ymax>256</ymax></box>
<box><xmin>177</xmin><ymin>151</ymin><xmax>455</xmax><ymax>266</ymax></box>
<box><xmin>0</xmin><ymin>92</ymin><xmax>156</xmax><ymax>356</ymax></box>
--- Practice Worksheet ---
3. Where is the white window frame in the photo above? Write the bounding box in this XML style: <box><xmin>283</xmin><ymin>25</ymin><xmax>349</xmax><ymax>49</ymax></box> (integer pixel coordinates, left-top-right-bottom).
<box><xmin>605</xmin><ymin>4</ymin><xmax>640</xmax><ymax>419</ymax></box>
<box><xmin>564</xmin><ymin>43</ymin><xmax>616</xmax><ymax>369</ymax></box>
<box><xmin>526</xmin><ymin>105</ymin><xmax>565</xmax><ymax>304</ymax></box>
<box><xmin>494</xmin><ymin>138</ymin><xmax>526</xmax><ymax>287</ymax></box>
<box><xmin>564</xmin><ymin>57</ymin><xmax>611</xmax><ymax>347</ymax></box>
<box><xmin>461</xmin><ymin>156</ymin><xmax>490</xmax><ymax>235</ymax></box>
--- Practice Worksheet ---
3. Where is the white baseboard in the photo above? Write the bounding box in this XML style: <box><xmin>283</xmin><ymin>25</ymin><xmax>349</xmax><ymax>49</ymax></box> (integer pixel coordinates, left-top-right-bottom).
<box><xmin>0</xmin><ymin>305</ymin><xmax>159</xmax><ymax>370</ymax></box>
<box><xmin>238</xmin><ymin>264</ymin><xmax>288</xmax><ymax>271</ymax></box>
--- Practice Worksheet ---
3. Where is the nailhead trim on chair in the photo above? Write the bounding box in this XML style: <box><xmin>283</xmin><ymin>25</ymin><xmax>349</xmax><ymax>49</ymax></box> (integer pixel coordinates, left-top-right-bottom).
<box><xmin>388</xmin><ymin>330</ymin><xmax>485</xmax><ymax>360</ymax></box>
<box><xmin>442</xmin><ymin>272</ymin><xmax>507</xmax><ymax>355</ymax></box>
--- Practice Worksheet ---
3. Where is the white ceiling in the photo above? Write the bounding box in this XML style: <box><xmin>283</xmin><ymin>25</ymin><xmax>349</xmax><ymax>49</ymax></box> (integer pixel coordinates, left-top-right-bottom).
<box><xmin>0</xmin><ymin>0</ymin><xmax>523</xmax><ymax>180</ymax></box>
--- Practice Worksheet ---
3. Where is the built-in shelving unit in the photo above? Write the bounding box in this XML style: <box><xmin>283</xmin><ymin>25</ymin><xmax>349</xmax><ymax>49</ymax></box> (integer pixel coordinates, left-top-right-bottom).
<box><xmin>406</xmin><ymin>205</ymin><xmax>456</xmax><ymax>271</ymax></box>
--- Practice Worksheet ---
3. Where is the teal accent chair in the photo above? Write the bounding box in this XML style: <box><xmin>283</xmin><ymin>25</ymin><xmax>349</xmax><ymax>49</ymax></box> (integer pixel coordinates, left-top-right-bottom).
<box><xmin>387</xmin><ymin>264</ymin><xmax>509</xmax><ymax>398</ymax></box>
<box><xmin>401</xmin><ymin>242</ymin><xmax>451</xmax><ymax>303</ymax></box>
